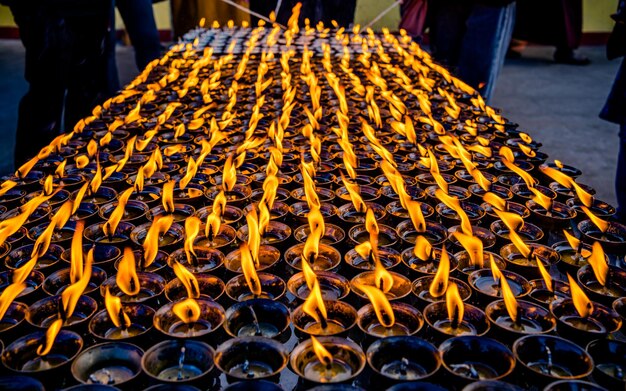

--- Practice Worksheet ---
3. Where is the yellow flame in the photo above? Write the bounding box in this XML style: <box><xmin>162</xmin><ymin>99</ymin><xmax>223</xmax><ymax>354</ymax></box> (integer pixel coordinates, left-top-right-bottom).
<box><xmin>142</xmin><ymin>215</ymin><xmax>173</xmax><ymax>268</ymax></box>
<box><xmin>446</xmin><ymin>282</ymin><xmax>464</xmax><ymax>326</ymax></box>
<box><xmin>490</xmin><ymin>254</ymin><xmax>502</xmax><ymax>282</ymax></box>
<box><xmin>413</xmin><ymin>235</ymin><xmax>433</xmax><ymax>261</ymax></box>
<box><xmin>162</xmin><ymin>180</ymin><xmax>175</xmax><ymax>214</ymax></box>
<box><xmin>36</xmin><ymin>318</ymin><xmax>63</xmax><ymax>356</ymax></box>
<box><xmin>588</xmin><ymin>241</ymin><xmax>608</xmax><ymax>286</ymax></box>
<box><xmin>483</xmin><ymin>192</ymin><xmax>507</xmax><ymax>211</ymax></box>
<box><xmin>246</xmin><ymin>208</ymin><xmax>260</xmax><ymax>266</ymax></box>
<box><xmin>0</xmin><ymin>281</ymin><xmax>26</xmax><ymax>321</ymax></box>
<box><xmin>453</xmin><ymin>231</ymin><xmax>484</xmax><ymax>268</ymax></box>
<box><xmin>70</xmin><ymin>221</ymin><xmax>85</xmax><ymax>284</ymax></box>
<box><xmin>581</xmin><ymin>206</ymin><xmax>609</xmax><ymax>233</ymax></box>
<box><xmin>310</xmin><ymin>335</ymin><xmax>333</xmax><ymax>366</ymax></box>
<box><xmin>536</xmin><ymin>255</ymin><xmax>553</xmax><ymax>292</ymax></box>
<box><xmin>435</xmin><ymin>189</ymin><xmax>472</xmax><ymax>236</ymax></box>
<box><xmin>222</xmin><ymin>155</ymin><xmax>237</xmax><ymax>192</ymax></box>
<box><xmin>530</xmin><ymin>187</ymin><xmax>553</xmax><ymax>211</ymax></box>
<box><xmin>117</xmin><ymin>247</ymin><xmax>140</xmax><ymax>296</ymax></box>
<box><xmin>429</xmin><ymin>246</ymin><xmax>450</xmax><ymax>297</ymax></box>
<box><xmin>172</xmin><ymin>298</ymin><xmax>201</xmax><ymax>324</ymax></box>
<box><xmin>357</xmin><ymin>284</ymin><xmax>395</xmax><ymax>328</ymax></box>
<box><xmin>102</xmin><ymin>188</ymin><xmax>133</xmax><ymax>238</ymax></box>
<box><xmin>172</xmin><ymin>261</ymin><xmax>201</xmax><ymax>299</ymax></box>
<box><xmin>240</xmin><ymin>242</ymin><xmax>262</xmax><ymax>297</ymax></box>
<box><xmin>341</xmin><ymin>173</ymin><xmax>366</xmax><ymax>213</ymax></box>
<box><xmin>500</xmin><ymin>273</ymin><xmax>518</xmax><ymax>322</ymax></box>
<box><xmin>105</xmin><ymin>287</ymin><xmax>131</xmax><ymax>328</ymax></box>
<box><xmin>301</xmin><ymin>256</ymin><xmax>318</xmax><ymax>291</ymax></box>
<box><xmin>184</xmin><ymin>216</ymin><xmax>201</xmax><ymax>265</ymax></box>
<box><xmin>567</xmin><ymin>274</ymin><xmax>593</xmax><ymax>318</ymax></box>
<box><xmin>302</xmin><ymin>280</ymin><xmax>328</xmax><ymax>324</ymax></box>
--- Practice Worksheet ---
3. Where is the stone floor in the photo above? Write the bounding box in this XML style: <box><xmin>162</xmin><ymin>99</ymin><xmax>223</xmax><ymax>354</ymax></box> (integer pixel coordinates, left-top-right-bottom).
<box><xmin>0</xmin><ymin>41</ymin><xmax>621</xmax><ymax>206</ymax></box>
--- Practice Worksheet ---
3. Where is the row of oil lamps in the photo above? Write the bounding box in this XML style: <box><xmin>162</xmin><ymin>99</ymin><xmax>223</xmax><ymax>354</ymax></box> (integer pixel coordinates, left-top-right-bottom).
<box><xmin>0</xmin><ymin>11</ymin><xmax>625</xmax><ymax>390</ymax></box>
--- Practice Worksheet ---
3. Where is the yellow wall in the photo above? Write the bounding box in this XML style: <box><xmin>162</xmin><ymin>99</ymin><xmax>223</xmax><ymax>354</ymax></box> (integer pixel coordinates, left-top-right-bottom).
<box><xmin>0</xmin><ymin>0</ymin><xmax>618</xmax><ymax>32</ymax></box>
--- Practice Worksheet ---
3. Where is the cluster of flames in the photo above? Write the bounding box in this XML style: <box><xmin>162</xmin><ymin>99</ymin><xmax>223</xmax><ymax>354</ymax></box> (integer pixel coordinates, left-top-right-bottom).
<box><xmin>0</xmin><ymin>3</ymin><xmax>614</xmax><ymax>367</ymax></box>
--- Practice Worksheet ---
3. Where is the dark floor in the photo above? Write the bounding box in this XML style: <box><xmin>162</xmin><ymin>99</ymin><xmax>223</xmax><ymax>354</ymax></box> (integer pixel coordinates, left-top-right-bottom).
<box><xmin>0</xmin><ymin>41</ymin><xmax>621</xmax><ymax>206</ymax></box>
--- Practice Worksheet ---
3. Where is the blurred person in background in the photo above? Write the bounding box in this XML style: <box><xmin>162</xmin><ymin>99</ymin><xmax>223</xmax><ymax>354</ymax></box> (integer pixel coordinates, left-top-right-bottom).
<box><xmin>510</xmin><ymin>0</ymin><xmax>590</xmax><ymax>65</ymax></box>
<box><xmin>107</xmin><ymin>0</ymin><xmax>163</xmax><ymax>93</ymax></box>
<box><xmin>1</xmin><ymin>0</ymin><xmax>112</xmax><ymax>168</ymax></box>
<box><xmin>427</xmin><ymin>0</ymin><xmax>516</xmax><ymax>102</ymax></box>
<box><xmin>600</xmin><ymin>0</ymin><xmax>626</xmax><ymax>223</ymax></box>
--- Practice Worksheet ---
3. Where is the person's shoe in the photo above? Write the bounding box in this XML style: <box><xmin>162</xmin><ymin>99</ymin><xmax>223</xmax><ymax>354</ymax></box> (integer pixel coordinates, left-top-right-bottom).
<box><xmin>554</xmin><ymin>49</ymin><xmax>591</xmax><ymax>65</ymax></box>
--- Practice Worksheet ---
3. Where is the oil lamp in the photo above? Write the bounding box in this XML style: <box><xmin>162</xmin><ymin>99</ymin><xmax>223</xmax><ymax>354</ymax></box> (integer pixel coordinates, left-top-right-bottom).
<box><xmin>550</xmin><ymin>274</ymin><xmax>621</xmax><ymax>342</ymax></box>
<box><xmin>153</xmin><ymin>297</ymin><xmax>225</xmax><ymax>339</ymax></box>
<box><xmin>224</xmin><ymin>299</ymin><xmax>290</xmax><ymax>339</ymax></box>
<box><xmin>1</xmin><ymin>329</ymin><xmax>83</xmax><ymax>378</ymax></box>
<box><xmin>215</xmin><ymin>336</ymin><xmax>289</xmax><ymax>382</ymax></box>
<box><xmin>224</xmin><ymin>242</ymin><xmax>285</xmax><ymax>301</ymax></box>
<box><xmin>576</xmin><ymin>241</ymin><xmax>626</xmax><ymax>305</ymax></box>
<box><xmin>291</xmin><ymin>279</ymin><xmax>357</xmax><ymax>337</ymax></box>
<box><xmin>89</xmin><ymin>287</ymin><xmax>154</xmax><ymax>345</ymax></box>
<box><xmin>70</xmin><ymin>342</ymin><xmax>143</xmax><ymax>387</ymax></box>
<box><xmin>484</xmin><ymin>275</ymin><xmax>556</xmax><ymax>341</ymax></box>
<box><xmin>366</xmin><ymin>336</ymin><xmax>440</xmax><ymax>384</ymax></box>
<box><xmin>400</xmin><ymin>241</ymin><xmax>458</xmax><ymax>277</ymax></box>
<box><xmin>165</xmin><ymin>267</ymin><xmax>225</xmax><ymax>302</ymax></box>
<box><xmin>423</xmin><ymin>282</ymin><xmax>489</xmax><ymax>339</ymax></box>
<box><xmin>287</xmin><ymin>269</ymin><xmax>350</xmax><ymax>301</ymax></box>
<box><xmin>290</xmin><ymin>336</ymin><xmax>366</xmax><ymax>384</ymax></box>
<box><xmin>468</xmin><ymin>255</ymin><xmax>531</xmax><ymax>303</ymax></box>
<box><xmin>513</xmin><ymin>335</ymin><xmax>593</xmax><ymax>386</ymax></box>
<box><xmin>142</xmin><ymin>340</ymin><xmax>215</xmax><ymax>384</ymax></box>
<box><xmin>100</xmin><ymin>247</ymin><xmax>166</xmax><ymax>304</ymax></box>
<box><xmin>577</xmin><ymin>206</ymin><xmax>626</xmax><ymax>253</ymax></box>
<box><xmin>439</xmin><ymin>336</ymin><xmax>515</xmax><ymax>385</ymax></box>
<box><xmin>586</xmin><ymin>339</ymin><xmax>626</xmax><ymax>390</ymax></box>
<box><xmin>357</xmin><ymin>284</ymin><xmax>423</xmax><ymax>338</ymax></box>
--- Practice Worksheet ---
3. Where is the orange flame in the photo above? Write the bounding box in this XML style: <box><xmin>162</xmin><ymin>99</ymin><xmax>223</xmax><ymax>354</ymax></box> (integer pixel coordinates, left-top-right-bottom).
<box><xmin>536</xmin><ymin>255</ymin><xmax>553</xmax><ymax>292</ymax></box>
<box><xmin>205</xmin><ymin>190</ymin><xmax>226</xmax><ymax>239</ymax></box>
<box><xmin>483</xmin><ymin>192</ymin><xmax>507</xmax><ymax>211</ymax></box>
<box><xmin>302</xmin><ymin>280</ymin><xmax>328</xmax><ymax>324</ymax></box>
<box><xmin>172</xmin><ymin>261</ymin><xmax>200</xmax><ymax>299</ymax></box>
<box><xmin>301</xmin><ymin>256</ymin><xmax>318</xmax><ymax>291</ymax></box>
<box><xmin>0</xmin><ymin>281</ymin><xmax>26</xmax><ymax>321</ymax></box>
<box><xmin>222</xmin><ymin>155</ymin><xmax>237</xmax><ymax>192</ymax></box>
<box><xmin>435</xmin><ymin>189</ymin><xmax>472</xmax><ymax>236</ymax></box>
<box><xmin>341</xmin><ymin>173</ymin><xmax>366</xmax><ymax>213</ymax></box>
<box><xmin>500</xmin><ymin>272</ymin><xmax>518</xmax><ymax>322</ymax></box>
<box><xmin>36</xmin><ymin>318</ymin><xmax>63</xmax><ymax>356</ymax></box>
<box><xmin>102</xmin><ymin>188</ymin><xmax>134</xmax><ymax>239</ymax></box>
<box><xmin>453</xmin><ymin>231</ymin><xmax>484</xmax><ymax>268</ymax></box>
<box><xmin>303</xmin><ymin>223</ymin><xmax>322</xmax><ymax>265</ymax></box>
<box><xmin>246</xmin><ymin>209</ymin><xmax>260</xmax><ymax>266</ymax></box>
<box><xmin>429</xmin><ymin>246</ymin><xmax>450</xmax><ymax>297</ymax></box>
<box><xmin>105</xmin><ymin>287</ymin><xmax>131</xmax><ymax>328</ymax></box>
<box><xmin>581</xmin><ymin>206</ymin><xmax>609</xmax><ymax>233</ymax></box>
<box><xmin>162</xmin><ymin>180</ymin><xmax>175</xmax><ymax>214</ymax></box>
<box><xmin>357</xmin><ymin>284</ymin><xmax>395</xmax><ymax>327</ymax></box>
<box><xmin>172</xmin><ymin>298</ymin><xmax>201</xmax><ymax>324</ymax></box>
<box><xmin>588</xmin><ymin>241</ymin><xmax>608</xmax><ymax>286</ymax></box>
<box><xmin>310</xmin><ymin>335</ymin><xmax>333</xmax><ymax>366</ymax></box>
<box><xmin>413</xmin><ymin>235</ymin><xmax>433</xmax><ymax>261</ymax></box>
<box><xmin>530</xmin><ymin>187</ymin><xmax>553</xmax><ymax>211</ymax></box>
<box><xmin>70</xmin><ymin>221</ymin><xmax>85</xmax><ymax>284</ymax></box>
<box><xmin>240</xmin><ymin>242</ymin><xmax>262</xmax><ymax>297</ymax></box>
<box><xmin>567</xmin><ymin>274</ymin><xmax>593</xmax><ymax>318</ymax></box>
<box><xmin>184</xmin><ymin>216</ymin><xmax>201</xmax><ymax>265</ymax></box>
<box><xmin>117</xmin><ymin>247</ymin><xmax>140</xmax><ymax>296</ymax></box>
<box><xmin>490</xmin><ymin>254</ymin><xmax>502</xmax><ymax>282</ymax></box>
<box><xmin>499</xmin><ymin>147</ymin><xmax>537</xmax><ymax>187</ymax></box>
<box><xmin>446</xmin><ymin>282</ymin><xmax>464</xmax><ymax>327</ymax></box>
<box><xmin>142</xmin><ymin>215</ymin><xmax>173</xmax><ymax>268</ymax></box>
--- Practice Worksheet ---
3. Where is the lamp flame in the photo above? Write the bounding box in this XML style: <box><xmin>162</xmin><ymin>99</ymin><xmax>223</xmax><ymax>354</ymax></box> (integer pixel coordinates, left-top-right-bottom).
<box><xmin>117</xmin><ymin>247</ymin><xmax>140</xmax><ymax>296</ymax></box>
<box><xmin>172</xmin><ymin>298</ymin><xmax>201</xmax><ymax>324</ymax></box>
<box><xmin>446</xmin><ymin>282</ymin><xmax>464</xmax><ymax>327</ymax></box>
<box><xmin>429</xmin><ymin>246</ymin><xmax>450</xmax><ymax>297</ymax></box>
<box><xmin>567</xmin><ymin>274</ymin><xmax>593</xmax><ymax>318</ymax></box>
